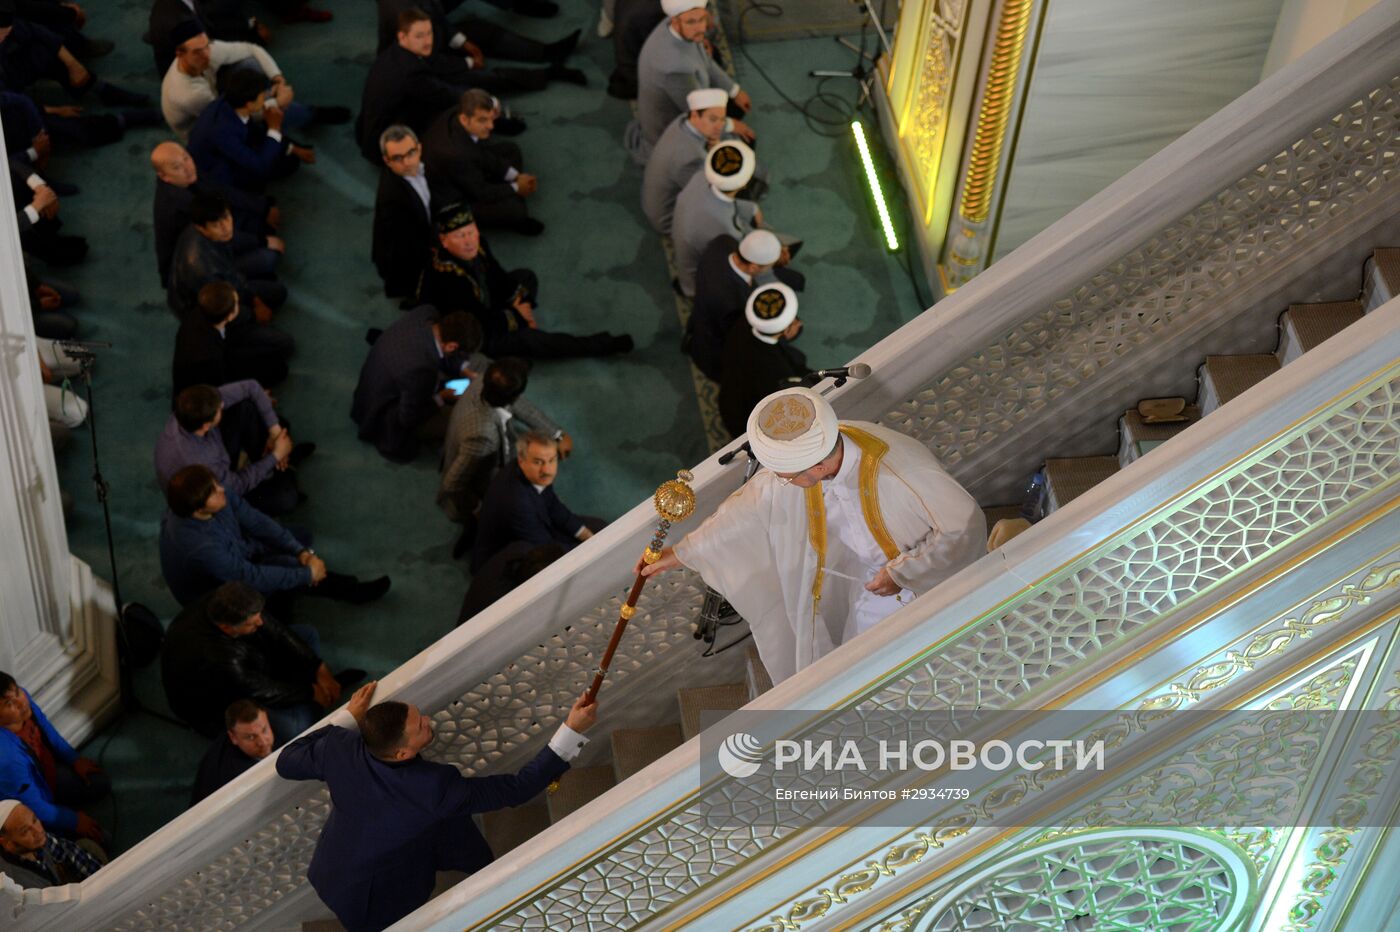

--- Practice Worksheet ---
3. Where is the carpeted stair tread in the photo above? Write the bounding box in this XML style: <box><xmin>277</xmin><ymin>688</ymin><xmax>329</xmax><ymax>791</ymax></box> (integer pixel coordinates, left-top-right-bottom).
<box><xmin>611</xmin><ymin>724</ymin><xmax>685</xmax><ymax>781</ymax></box>
<box><xmin>1198</xmin><ymin>354</ymin><xmax>1281</xmax><ymax>414</ymax></box>
<box><xmin>482</xmin><ymin>798</ymin><xmax>552</xmax><ymax>856</ymax></box>
<box><xmin>679</xmin><ymin>682</ymin><xmax>751</xmax><ymax>741</ymax></box>
<box><xmin>746</xmin><ymin>643</ymin><xmax>774</xmax><ymax>699</ymax></box>
<box><xmin>1043</xmin><ymin>457</ymin><xmax>1120</xmax><ymax>512</ymax></box>
<box><xmin>547</xmin><ymin>766</ymin><xmax>617</xmax><ymax>823</ymax></box>
<box><xmin>1277</xmin><ymin>300</ymin><xmax>1364</xmax><ymax>364</ymax></box>
<box><xmin>982</xmin><ymin>505</ymin><xmax>1023</xmax><ymax>534</ymax></box>
<box><xmin>1118</xmin><ymin>406</ymin><xmax>1200</xmax><ymax>466</ymax></box>
<box><xmin>1373</xmin><ymin>248</ymin><xmax>1400</xmax><ymax>298</ymax></box>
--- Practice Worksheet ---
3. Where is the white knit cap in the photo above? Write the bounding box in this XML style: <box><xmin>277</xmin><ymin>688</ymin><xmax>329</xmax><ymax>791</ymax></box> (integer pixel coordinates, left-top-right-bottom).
<box><xmin>686</xmin><ymin>88</ymin><xmax>728</xmax><ymax>112</ymax></box>
<box><xmin>746</xmin><ymin>282</ymin><xmax>798</xmax><ymax>336</ymax></box>
<box><xmin>704</xmin><ymin>140</ymin><xmax>756</xmax><ymax>192</ymax></box>
<box><xmin>747</xmin><ymin>387</ymin><xmax>839</xmax><ymax>473</ymax></box>
<box><xmin>662</xmin><ymin>0</ymin><xmax>706</xmax><ymax>15</ymax></box>
<box><xmin>0</xmin><ymin>800</ymin><xmax>23</xmax><ymax>832</ymax></box>
<box><xmin>738</xmin><ymin>229</ymin><xmax>781</xmax><ymax>266</ymax></box>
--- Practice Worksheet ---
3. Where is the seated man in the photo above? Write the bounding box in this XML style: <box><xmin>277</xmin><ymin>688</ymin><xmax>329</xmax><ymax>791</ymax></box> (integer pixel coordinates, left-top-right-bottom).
<box><xmin>718</xmin><ymin>283</ymin><xmax>807</xmax><ymax>437</ymax></box>
<box><xmin>438</xmin><ymin>357</ymin><xmax>567</xmax><ymax>537</ymax></box>
<box><xmin>189</xmin><ymin>699</ymin><xmax>274</xmax><ymax>805</ymax></box>
<box><xmin>158</xmin><ymin>463</ymin><xmax>391</xmax><ymax>607</ymax></box>
<box><xmin>149</xmin><ymin>0</ymin><xmax>263</xmax><ymax>77</ymax></box>
<box><xmin>172</xmin><ymin>281</ymin><xmax>293</xmax><ymax>395</ymax></box>
<box><xmin>187</xmin><ymin>67</ymin><xmax>313</xmax><ymax>194</ymax></box>
<box><xmin>688</xmin><ymin>229</ymin><xmax>803</xmax><ymax>381</ymax></box>
<box><xmin>456</xmin><ymin>541</ymin><xmax>561</xmax><ymax>626</ymax></box>
<box><xmin>472</xmin><ymin>430</ymin><xmax>605</xmax><ymax>571</ymax></box>
<box><xmin>9</xmin><ymin>154</ymin><xmax>86</xmax><ymax>267</ymax></box>
<box><xmin>276</xmin><ymin>680</ymin><xmax>597</xmax><ymax>932</ymax></box>
<box><xmin>421</xmin><ymin>89</ymin><xmax>540</xmax><ymax>235</ymax></box>
<box><xmin>350</xmin><ymin>306</ymin><xmax>481</xmax><ymax>463</ymax></box>
<box><xmin>0</xmin><ymin>800</ymin><xmax>102</xmax><ymax>888</ymax></box>
<box><xmin>154</xmin><ymin>381</ymin><xmax>308</xmax><ymax>517</ymax></box>
<box><xmin>371</xmin><ymin>125</ymin><xmax>437</xmax><ymax>299</ymax></box>
<box><xmin>0</xmin><ymin>671</ymin><xmax>108</xmax><ymax>844</ymax></box>
<box><xmin>151</xmin><ymin>140</ymin><xmax>278</xmax><ymax>290</ymax></box>
<box><xmin>168</xmin><ymin>190</ymin><xmax>286</xmax><ymax>317</ymax></box>
<box><xmin>161</xmin><ymin>20</ymin><xmax>347</xmax><ymax>140</ymax></box>
<box><xmin>673</xmin><ymin>139</ymin><xmax>777</xmax><ymax>297</ymax></box>
<box><xmin>417</xmin><ymin>205</ymin><xmax>632</xmax><ymax>360</ymax></box>
<box><xmin>642</xmin><ymin>87</ymin><xmax>753</xmax><ymax>235</ymax></box>
<box><xmin>163</xmin><ymin>581</ymin><xmax>363</xmax><ymax>743</ymax></box>
<box><xmin>632</xmin><ymin>0</ymin><xmax>752</xmax><ymax>161</ymax></box>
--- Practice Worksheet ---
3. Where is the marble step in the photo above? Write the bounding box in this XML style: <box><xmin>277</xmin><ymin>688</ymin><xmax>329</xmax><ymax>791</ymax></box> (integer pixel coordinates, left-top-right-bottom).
<box><xmin>679</xmin><ymin>682</ymin><xmax>750</xmax><ymax>742</ymax></box>
<box><xmin>1364</xmin><ymin>247</ymin><xmax>1400</xmax><ymax>313</ymax></box>
<box><xmin>1276</xmin><ymin>300</ymin><xmax>1364</xmax><ymax>365</ymax></box>
<box><xmin>746</xmin><ymin>642</ymin><xmax>774</xmax><ymax>699</ymax></box>
<box><xmin>1117</xmin><ymin>405</ymin><xmax>1201</xmax><ymax>467</ymax></box>
<box><xmin>611</xmin><ymin>724</ymin><xmax>685</xmax><ymax>782</ymax></box>
<box><xmin>1196</xmin><ymin>354</ymin><xmax>1281</xmax><ymax>417</ymax></box>
<box><xmin>1043</xmin><ymin>456</ymin><xmax>1120</xmax><ymax>514</ymax></box>
<box><xmin>547</xmin><ymin>765</ymin><xmax>617</xmax><ymax>823</ymax></box>
<box><xmin>481</xmin><ymin>797</ymin><xmax>552</xmax><ymax>857</ymax></box>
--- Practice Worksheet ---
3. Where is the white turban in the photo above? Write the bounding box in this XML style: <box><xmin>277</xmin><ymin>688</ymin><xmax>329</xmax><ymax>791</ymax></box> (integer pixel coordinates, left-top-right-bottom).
<box><xmin>0</xmin><ymin>799</ymin><xmax>23</xmax><ymax>832</ymax></box>
<box><xmin>746</xmin><ymin>282</ymin><xmax>798</xmax><ymax>336</ymax></box>
<box><xmin>704</xmin><ymin>140</ymin><xmax>756</xmax><ymax>192</ymax></box>
<box><xmin>662</xmin><ymin>0</ymin><xmax>706</xmax><ymax>15</ymax></box>
<box><xmin>747</xmin><ymin>387</ymin><xmax>839</xmax><ymax>473</ymax></box>
<box><xmin>686</xmin><ymin>88</ymin><xmax>728</xmax><ymax>112</ymax></box>
<box><xmin>738</xmin><ymin>230</ymin><xmax>781</xmax><ymax>266</ymax></box>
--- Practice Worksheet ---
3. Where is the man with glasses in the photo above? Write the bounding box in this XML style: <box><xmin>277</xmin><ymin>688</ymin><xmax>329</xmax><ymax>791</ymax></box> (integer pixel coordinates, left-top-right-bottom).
<box><xmin>640</xmin><ymin>387</ymin><xmax>985</xmax><ymax>683</ymax></box>
<box><xmin>372</xmin><ymin>124</ymin><xmax>436</xmax><ymax>298</ymax></box>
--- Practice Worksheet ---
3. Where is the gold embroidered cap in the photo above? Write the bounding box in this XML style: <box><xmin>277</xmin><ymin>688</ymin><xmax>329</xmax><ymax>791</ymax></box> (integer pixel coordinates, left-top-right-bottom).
<box><xmin>745</xmin><ymin>282</ymin><xmax>798</xmax><ymax>335</ymax></box>
<box><xmin>747</xmin><ymin>387</ymin><xmax>839</xmax><ymax>473</ymax></box>
<box><xmin>704</xmin><ymin>140</ymin><xmax>756</xmax><ymax>192</ymax></box>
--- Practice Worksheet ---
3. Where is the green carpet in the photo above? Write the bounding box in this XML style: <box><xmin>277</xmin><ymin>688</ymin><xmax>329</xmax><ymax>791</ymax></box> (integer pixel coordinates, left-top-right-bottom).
<box><xmin>46</xmin><ymin>0</ymin><xmax>922</xmax><ymax>850</ymax></box>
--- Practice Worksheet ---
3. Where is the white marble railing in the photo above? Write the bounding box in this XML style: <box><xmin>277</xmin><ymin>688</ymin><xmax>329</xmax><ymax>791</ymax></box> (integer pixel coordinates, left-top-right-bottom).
<box><xmin>6</xmin><ymin>2</ymin><xmax>1400</xmax><ymax>928</ymax></box>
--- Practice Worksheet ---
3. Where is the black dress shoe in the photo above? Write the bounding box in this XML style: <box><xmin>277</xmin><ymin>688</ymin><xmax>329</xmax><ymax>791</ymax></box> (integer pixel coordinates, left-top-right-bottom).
<box><xmin>347</xmin><ymin>576</ymin><xmax>391</xmax><ymax>604</ymax></box>
<box><xmin>310</xmin><ymin>105</ymin><xmax>352</xmax><ymax>125</ymax></box>
<box><xmin>546</xmin><ymin>28</ymin><xmax>581</xmax><ymax>63</ymax></box>
<box><xmin>548</xmin><ymin>65</ymin><xmax>587</xmax><ymax>87</ymax></box>
<box><xmin>334</xmin><ymin>668</ymin><xmax>367</xmax><ymax>690</ymax></box>
<box><xmin>365</xmin><ymin>327</ymin><xmax>384</xmax><ymax>345</ymax></box>
<box><xmin>287</xmin><ymin>442</ymin><xmax>316</xmax><ymax>468</ymax></box>
<box><xmin>494</xmin><ymin>115</ymin><xmax>528</xmax><ymax>136</ymax></box>
<box><xmin>514</xmin><ymin>217</ymin><xmax>545</xmax><ymax>236</ymax></box>
<box><xmin>451</xmin><ymin>525</ymin><xmax>476</xmax><ymax>560</ymax></box>
<box><xmin>514</xmin><ymin>0</ymin><xmax>559</xmax><ymax>16</ymax></box>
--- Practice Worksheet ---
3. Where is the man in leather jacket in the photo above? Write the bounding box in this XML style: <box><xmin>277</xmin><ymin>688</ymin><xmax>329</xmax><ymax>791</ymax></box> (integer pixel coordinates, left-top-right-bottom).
<box><xmin>160</xmin><ymin>581</ymin><xmax>364</xmax><ymax>742</ymax></box>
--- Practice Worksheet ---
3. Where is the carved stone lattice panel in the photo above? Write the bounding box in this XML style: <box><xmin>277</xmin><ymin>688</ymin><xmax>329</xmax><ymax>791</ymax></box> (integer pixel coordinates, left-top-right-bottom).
<box><xmin>476</xmin><ymin>365</ymin><xmax>1400</xmax><ymax>930</ymax></box>
<box><xmin>899</xmin><ymin>830</ymin><xmax>1255</xmax><ymax>932</ymax></box>
<box><xmin>106</xmin><ymin>789</ymin><xmax>330</xmax><ymax>931</ymax></box>
<box><xmin>885</xmin><ymin>77</ymin><xmax>1400</xmax><ymax>474</ymax></box>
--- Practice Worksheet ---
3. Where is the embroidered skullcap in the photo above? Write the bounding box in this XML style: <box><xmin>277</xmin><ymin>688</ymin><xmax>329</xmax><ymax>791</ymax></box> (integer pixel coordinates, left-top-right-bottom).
<box><xmin>687</xmin><ymin>88</ymin><xmax>728</xmax><ymax>112</ymax></box>
<box><xmin>704</xmin><ymin>140</ymin><xmax>755</xmax><ymax>192</ymax></box>
<box><xmin>738</xmin><ymin>230</ymin><xmax>780</xmax><ymax>266</ymax></box>
<box><xmin>0</xmin><ymin>799</ymin><xmax>22</xmax><ymax>831</ymax></box>
<box><xmin>746</xmin><ymin>282</ymin><xmax>798</xmax><ymax>336</ymax></box>
<box><xmin>435</xmin><ymin>203</ymin><xmax>476</xmax><ymax>234</ymax></box>
<box><xmin>170</xmin><ymin>18</ymin><xmax>206</xmax><ymax>48</ymax></box>
<box><xmin>662</xmin><ymin>0</ymin><xmax>706</xmax><ymax>15</ymax></box>
<box><xmin>747</xmin><ymin>387</ymin><xmax>839</xmax><ymax>473</ymax></box>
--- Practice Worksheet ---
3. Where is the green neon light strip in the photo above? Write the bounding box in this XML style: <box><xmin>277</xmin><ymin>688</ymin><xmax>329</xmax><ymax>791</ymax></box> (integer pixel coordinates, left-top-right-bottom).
<box><xmin>851</xmin><ymin>120</ymin><xmax>899</xmax><ymax>252</ymax></box>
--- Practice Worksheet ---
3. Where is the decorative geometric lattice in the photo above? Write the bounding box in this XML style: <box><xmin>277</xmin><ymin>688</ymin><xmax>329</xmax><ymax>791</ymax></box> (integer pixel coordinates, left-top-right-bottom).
<box><xmin>914</xmin><ymin>830</ymin><xmax>1254</xmax><ymax>932</ymax></box>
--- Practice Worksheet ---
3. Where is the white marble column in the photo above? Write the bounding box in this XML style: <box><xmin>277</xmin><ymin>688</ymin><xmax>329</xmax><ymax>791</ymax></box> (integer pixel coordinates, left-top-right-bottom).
<box><xmin>0</xmin><ymin>131</ymin><xmax>119</xmax><ymax>743</ymax></box>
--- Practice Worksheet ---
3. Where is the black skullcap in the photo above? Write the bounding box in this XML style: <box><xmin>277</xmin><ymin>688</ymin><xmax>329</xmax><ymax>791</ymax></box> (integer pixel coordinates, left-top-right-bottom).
<box><xmin>0</xmin><ymin>0</ymin><xmax>15</xmax><ymax>28</ymax></box>
<box><xmin>435</xmin><ymin>203</ymin><xmax>476</xmax><ymax>235</ymax></box>
<box><xmin>170</xmin><ymin>18</ymin><xmax>207</xmax><ymax>49</ymax></box>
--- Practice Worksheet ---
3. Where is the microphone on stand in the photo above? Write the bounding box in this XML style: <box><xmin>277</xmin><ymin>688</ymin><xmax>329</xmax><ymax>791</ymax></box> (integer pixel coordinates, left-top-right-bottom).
<box><xmin>787</xmin><ymin>363</ymin><xmax>873</xmax><ymax>387</ymax></box>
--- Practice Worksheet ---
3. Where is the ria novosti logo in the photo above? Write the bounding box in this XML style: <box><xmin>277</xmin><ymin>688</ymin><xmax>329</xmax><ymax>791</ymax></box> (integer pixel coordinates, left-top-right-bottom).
<box><xmin>717</xmin><ymin>732</ymin><xmax>765</xmax><ymax>778</ymax></box>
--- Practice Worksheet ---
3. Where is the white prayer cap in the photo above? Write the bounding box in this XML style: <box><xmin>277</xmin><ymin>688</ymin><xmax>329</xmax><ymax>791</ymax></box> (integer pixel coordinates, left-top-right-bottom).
<box><xmin>662</xmin><ymin>0</ymin><xmax>706</xmax><ymax>15</ymax></box>
<box><xmin>704</xmin><ymin>140</ymin><xmax>756</xmax><ymax>192</ymax></box>
<box><xmin>0</xmin><ymin>799</ymin><xmax>22</xmax><ymax>831</ymax></box>
<box><xmin>686</xmin><ymin>88</ymin><xmax>728</xmax><ymax>112</ymax></box>
<box><xmin>747</xmin><ymin>387</ymin><xmax>839</xmax><ymax>473</ymax></box>
<box><xmin>746</xmin><ymin>282</ymin><xmax>798</xmax><ymax>336</ymax></box>
<box><xmin>738</xmin><ymin>230</ymin><xmax>781</xmax><ymax>266</ymax></box>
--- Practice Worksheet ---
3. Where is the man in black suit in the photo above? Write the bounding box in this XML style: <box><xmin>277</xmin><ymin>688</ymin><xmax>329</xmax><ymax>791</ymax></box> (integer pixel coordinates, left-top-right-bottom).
<box><xmin>373</xmin><ymin>0</ymin><xmax>581</xmax><ymax>93</ymax></box>
<box><xmin>356</xmin><ymin>9</ymin><xmax>466</xmax><ymax>162</ymax></box>
<box><xmin>416</xmin><ymin>204</ymin><xmax>632</xmax><ymax>359</ymax></box>
<box><xmin>151</xmin><ymin>140</ymin><xmax>278</xmax><ymax>289</ymax></box>
<box><xmin>189</xmin><ymin>700</ymin><xmax>274</xmax><ymax>805</ymax></box>
<box><xmin>148</xmin><ymin>0</ymin><xmax>262</xmax><ymax>76</ymax></box>
<box><xmin>472</xmin><ymin>430</ymin><xmax>605</xmax><ymax>571</ymax></box>
<box><xmin>688</xmin><ymin>230</ymin><xmax>804</xmax><ymax>382</ymax></box>
<box><xmin>421</xmin><ymin>88</ymin><xmax>539</xmax><ymax>235</ymax></box>
<box><xmin>371</xmin><ymin>125</ymin><xmax>434</xmax><ymax>299</ymax></box>
<box><xmin>349</xmin><ymin>306</ymin><xmax>481</xmax><ymax>462</ymax></box>
<box><xmin>172</xmin><ymin>281</ymin><xmax>292</xmax><ymax>395</ymax></box>
<box><xmin>168</xmin><ymin>189</ymin><xmax>286</xmax><ymax>318</ymax></box>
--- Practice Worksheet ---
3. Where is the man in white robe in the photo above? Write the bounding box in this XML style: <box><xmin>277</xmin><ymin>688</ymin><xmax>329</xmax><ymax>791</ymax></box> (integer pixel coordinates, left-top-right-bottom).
<box><xmin>641</xmin><ymin>388</ymin><xmax>986</xmax><ymax>682</ymax></box>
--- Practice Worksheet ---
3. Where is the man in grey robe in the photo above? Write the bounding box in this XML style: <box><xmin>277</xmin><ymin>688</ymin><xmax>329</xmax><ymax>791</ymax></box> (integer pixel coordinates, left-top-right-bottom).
<box><xmin>643</xmin><ymin>87</ymin><xmax>731</xmax><ymax>234</ymax></box>
<box><xmin>672</xmin><ymin>139</ymin><xmax>760</xmax><ymax>297</ymax></box>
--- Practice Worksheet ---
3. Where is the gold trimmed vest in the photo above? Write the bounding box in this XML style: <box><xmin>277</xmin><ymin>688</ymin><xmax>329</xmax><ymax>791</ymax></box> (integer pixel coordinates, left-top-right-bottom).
<box><xmin>803</xmin><ymin>425</ymin><xmax>900</xmax><ymax>610</ymax></box>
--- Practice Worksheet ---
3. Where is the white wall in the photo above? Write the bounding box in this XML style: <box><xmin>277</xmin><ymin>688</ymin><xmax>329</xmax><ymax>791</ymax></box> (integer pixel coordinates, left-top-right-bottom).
<box><xmin>1262</xmin><ymin>0</ymin><xmax>1381</xmax><ymax>77</ymax></box>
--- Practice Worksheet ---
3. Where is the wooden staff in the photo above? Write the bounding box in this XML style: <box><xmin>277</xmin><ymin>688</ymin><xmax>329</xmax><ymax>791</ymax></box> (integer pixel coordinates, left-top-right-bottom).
<box><xmin>585</xmin><ymin>470</ymin><xmax>696</xmax><ymax>702</ymax></box>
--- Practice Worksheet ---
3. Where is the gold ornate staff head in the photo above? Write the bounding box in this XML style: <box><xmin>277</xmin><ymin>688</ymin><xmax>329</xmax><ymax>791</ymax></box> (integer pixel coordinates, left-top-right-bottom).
<box><xmin>643</xmin><ymin>470</ymin><xmax>696</xmax><ymax>565</ymax></box>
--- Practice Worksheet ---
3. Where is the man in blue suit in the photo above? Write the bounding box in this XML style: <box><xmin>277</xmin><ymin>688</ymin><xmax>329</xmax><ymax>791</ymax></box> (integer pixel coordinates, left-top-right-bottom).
<box><xmin>187</xmin><ymin>67</ymin><xmax>313</xmax><ymax>193</ymax></box>
<box><xmin>277</xmin><ymin>680</ymin><xmax>598</xmax><ymax>932</ymax></box>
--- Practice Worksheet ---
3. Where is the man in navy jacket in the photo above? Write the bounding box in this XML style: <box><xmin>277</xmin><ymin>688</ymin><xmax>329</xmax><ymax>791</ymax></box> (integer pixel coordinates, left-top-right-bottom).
<box><xmin>277</xmin><ymin>680</ymin><xmax>598</xmax><ymax>932</ymax></box>
<box><xmin>187</xmin><ymin>67</ymin><xmax>310</xmax><ymax>193</ymax></box>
